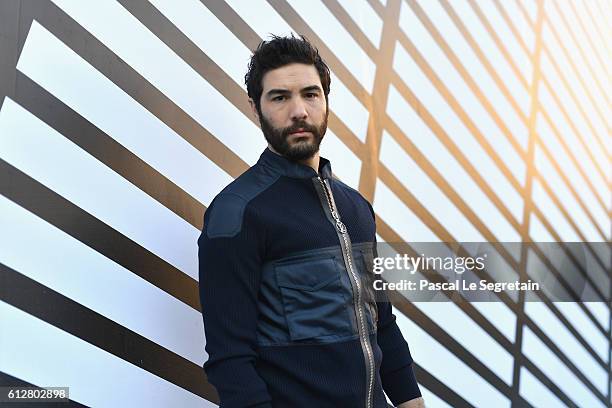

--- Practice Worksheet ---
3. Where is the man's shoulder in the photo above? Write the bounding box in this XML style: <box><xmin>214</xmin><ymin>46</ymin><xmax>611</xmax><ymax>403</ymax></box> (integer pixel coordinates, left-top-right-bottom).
<box><xmin>333</xmin><ymin>176</ymin><xmax>375</xmax><ymax>217</ymax></box>
<box><xmin>204</xmin><ymin>164</ymin><xmax>279</xmax><ymax>238</ymax></box>
<box><xmin>333</xmin><ymin>177</ymin><xmax>370</xmax><ymax>204</ymax></box>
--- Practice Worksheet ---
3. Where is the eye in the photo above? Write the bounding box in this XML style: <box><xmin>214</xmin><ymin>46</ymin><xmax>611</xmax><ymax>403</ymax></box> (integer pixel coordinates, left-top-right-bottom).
<box><xmin>305</xmin><ymin>92</ymin><xmax>318</xmax><ymax>98</ymax></box>
<box><xmin>272</xmin><ymin>95</ymin><xmax>286</xmax><ymax>101</ymax></box>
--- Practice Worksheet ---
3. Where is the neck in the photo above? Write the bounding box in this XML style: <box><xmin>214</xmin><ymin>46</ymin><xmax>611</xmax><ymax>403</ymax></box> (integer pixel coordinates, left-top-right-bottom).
<box><xmin>268</xmin><ymin>145</ymin><xmax>321</xmax><ymax>174</ymax></box>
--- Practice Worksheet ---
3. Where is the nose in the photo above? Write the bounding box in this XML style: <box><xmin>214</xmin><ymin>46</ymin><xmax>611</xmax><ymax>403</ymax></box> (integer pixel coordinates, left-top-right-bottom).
<box><xmin>289</xmin><ymin>97</ymin><xmax>308</xmax><ymax>122</ymax></box>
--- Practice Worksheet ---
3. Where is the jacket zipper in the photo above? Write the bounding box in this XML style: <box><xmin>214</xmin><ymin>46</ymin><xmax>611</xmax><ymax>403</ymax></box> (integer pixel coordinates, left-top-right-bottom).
<box><xmin>315</xmin><ymin>176</ymin><xmax>375</xmax><ymax>408</ymax></box>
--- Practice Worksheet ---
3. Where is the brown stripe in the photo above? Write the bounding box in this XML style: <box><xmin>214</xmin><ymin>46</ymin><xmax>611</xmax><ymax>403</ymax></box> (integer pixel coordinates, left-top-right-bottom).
<box><xmin>412</xmin><ymin>363</ymin><xmax>475</xmax><ymax>408</ymax></box>
<box><xmin>199</xmin><ymin>0</ymin><xmax>371</xmax><ymax>166</ymax></box>
<box><xmin>532</xmin><ymin>139</ymin><xmax>608</xmax><ymax>242</ymax></box>
<box><xmin>320</xmin><ymin>0</ymin><xmax>379</xmax><ymax>58</ymax></box>
<box><xmin>0</xmin><ymin>159</ymin><xmax>201</xmax><ymax>312</ymax></box>
<box><xmin>365</xmin><ymin>0</ymin><xmax>384</xmax><ymax>18</ymax></box>
<box><xmin>265</xmin><ymin>0</ymin><xmax>373</xmax><ymax>110</ymax></box>
<box><xmin>397</xmin><ymin>2</ymin><xmax>608</xmax><ymax>298</ymax></box>
<box><xmin>536</xmin><ymin>100</ymin><xmax>610</xmax><ymax>231</ymax></box>
<box><xmin>379</xmin><ymin>218</ymin><xmax>608</xmax><ymax>404</ymax></box>
<box><xmin>521</xmin><ymin>355</ymin><xmax>582</xmax><ymax>407</ymax></box>
<box><xmin>25</xmin><ymin>0</ymin><xmax>248</xmax><ymax>180</ymax></box>
<box><xmin>117</xmin><ymin>0</ymin><xmax>255</xmax><ymax>127</ymax></box>
<box><xmin>11</xmin><ymin>71</ymin><xmax>205</xmax><ymax>230</ymax></box>
<box><xmin>524</xmin><ymin>301</ymin><xmax>608</xmax><ymax>395</ymax></box>
<box><xmin>437</xmin><ymin>0</ymin><xmax>530</xmax><ymax>130</ymax></box>
<box><xmin>580</xmin><ymin>0</ymin><xmax>612</xmax><ymax>75</ymax></box>
<box><xmin>542</xmin><ymin>11</ymin><xmax>612</xmax><ymax>166</ymax></box>
<box><xmin>376</xmin><ymin>219</ymin><xmax>518</xmax><ymax>340</ymax></box>
<box><xmin>463</xmin><ymin>0</ymin><xmax>530</xmax><ymax>89</ymax></box>
<box><xmin>490</xmin><ymin>0</ymin><xmax>532</xmax><ymax>59</ymax></box>
<box><xmin>499</xmin><ymin>0</ymin><xmax>610</xmax><ymax>163</ymax></box>
<box><xmin>548</xmin><ymin>0</ymin><xmax>609</xmax><ymax>111</ymax></box>
<box><xmin>358</xmin><ymin>0</ymin><xmax>401</xmax><ymax>202</ymax></box>
<box><xmin>526</xmin><ymin>241</ymin><xmax>608</xmax><ymax>336</ymax></box>
<box><xmin>0</xmin><ymin>264</ymin><xmax>219</xmax><ymax>404</ymax></box>
<box><xmin>390</xmin><ymin>291</ymin><xmax>513</xmax><ymax>397</ymax></box>
<box><xmin>444</xmin><ymin>0</ymin><xmax>610</xmax><ymax>232</ymax></box>
<box><xmin>405</xmin><ymin>0</ymin><xmax>530</xmax><ymax>191</ymax></box>
<box><xmin>539</xmin><ymin>70</ymin><xmax>609</xmax><ymax>201</ymax></box>
<box><xmin>0</xmin><ymin>0</ymin><xmax>20</xmax><ymax>111</ymax></box>
<box><xmin>0</xmin><ymin>371</ymin><xmax>88</xmax><ymax>407</ymax></box>
<box><xmin>386</xmin><ymin>75</ymin><xmax>523</xmax><ymax>234</ymax></box>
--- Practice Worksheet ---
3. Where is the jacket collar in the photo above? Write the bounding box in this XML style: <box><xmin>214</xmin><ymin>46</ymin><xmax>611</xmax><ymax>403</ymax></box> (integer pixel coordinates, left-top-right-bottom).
<box><xmin>257</xmin><ymin>147</ymin><xmax>333</xmax><ymax>179</ymax></box>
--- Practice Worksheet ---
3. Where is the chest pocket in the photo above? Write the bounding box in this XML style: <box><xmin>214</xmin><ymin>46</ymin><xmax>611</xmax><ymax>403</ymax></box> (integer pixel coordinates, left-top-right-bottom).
<box><xmin>275</xmin><ymin>257</ymin><xmax>352</xmax><ymax>341</ymax></box>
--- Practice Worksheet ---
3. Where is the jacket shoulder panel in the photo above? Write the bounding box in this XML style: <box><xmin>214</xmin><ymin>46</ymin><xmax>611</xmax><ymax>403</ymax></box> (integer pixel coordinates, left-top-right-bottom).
<box><xmin>205</xmin><ymin>165</ymin><xmax>279</xmax><ymax>238</ymax></box>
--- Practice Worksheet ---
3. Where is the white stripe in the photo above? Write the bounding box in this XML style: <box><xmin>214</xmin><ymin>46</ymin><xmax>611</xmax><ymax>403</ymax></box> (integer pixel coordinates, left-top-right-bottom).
<box><xmin>224</xmin><ymin>0</ymin><xmax>370</xmax><ymax>145</ymax></box>
<box><xmin>555</xmin><ymin>302</ymin><xmax>609</xmax><ymax>363</ymax></box>
<box><xmin>419</xmin><ymin>385</ymin><xmax>452</xmax><ymax>408</ymax></box>
<box><xmin>0</xmin><ymin>301</ymin><xmax>213</xmax><ymax>408</ymax></box>
<box><xmin>0</xmin><ymin>194</ymin><xmax>206</xmax><ymax>365</ymax></box>
<box><xmin>380</xmin><ymin>131</ymin><xmax>484</xmax><ymax>242</ymax></box>
<box><xmin>148</xmin><ymin>0</ymin><xmax>251</xmax><ymax>89</ymax></box>
<box><xmin>443</xmin><ymin>0</ymin><xmax>530</xmax><ymax>115</ymax></box>
<box><xmin>497</xmin><ymin>0</ymin><xmax>535</xmax><ymax>54</ymax></box>
<box><xmin>542</xmin><ymin>23</ymin><xmax>611</xmax><ymax>164</ymax></box>
<box><xmin>412</xmin><ymin>302</ymin><xmax>514</xmax><ymax>385</ymax></box>
<box><xmin>0</xmin><ymin>98</ymin><xmax>200</xmax><ymax>279</ymax></box>
<box><xmin>522</xmin><ymin>0</ymin><xmax>537</xmax><ymax>24</ymax></box>
<box><xmin>50</xmin><ymin>0</ymin><xmax>265</xmax><ymax>165</ymax></box>
<box><xmin>394</xmin><ymin>308</ymin><xmax>510</xmax><ymax>408</ymax></box>
<box><xmin>583</xmin><ymin>301</ymin><xmax>609</xmax><ymax>332</ymax></box>
<box><xmin>543</xmin><ymin>0</ymin><xmax>608</xmax><ymax>128</ymax></box>
<box><xmin>528</xmin><ymin>212</ymin><xmax>554</xmax><ymax>242</ymax></box>
<box><xmin>392</xmin><ymin>25</ymin><xmax>524</xmax><ymax>223</ymax></box>
<box><xmin>16</xmin><ymin>21</ymin><xmax>232</xmax><ymax>207</ymax></box>
<box><xmin>553</xmin><ymin>0</ymin><xmax>610</xmax><ymax>111</ymax></box>
<box><xmin>411</xmin><ymin>0</ymin><xmax>529</xmax><ymax>173</ymax></box>
<box><xmin>537</xmin><ymin>75</ymin><xmax>609</xmax><ymax>221</ymax></box>
<box><xmin>531</xmin><ymin>179</ymin><xmax>580</xmax><ymax>242</ymax></box>
<box><xmin>319</xmin><ymin>129</ymin><xmax>361</xmax><ymax>190</ymax></box>
<box><xmin>418</xmin><ymin>0</ymin><xmax>529</xmax><ymax>153</ymax></box>
<box><xmin>474</xmin><ymin>0</ymin><xmax>532</xmax><ymax>83</ymax></box>
<box><xmin>329</xmin><ymin>71</ymin><xmax>369</xmax><ymax>143</ymax></box>
<box><xmin>286</xmin><ymin>0</ymin><xmax>376</xmax><ymax>93</ymax></box>
<box><xmin>386</xmin><ymin>84</ymin><xmax>521</xmax><ymax>243</ymax></box>
<box><xmin>535</xmin><ymin>107</ymin><xmax>609</xmax><ymax>238</ymax></box>
<box><xmin>522</xmin><ymin>327</ymin><xmax>606</xmax><ymax>408</ymax></box>
<box><xmin>373</xmin><ymin>179</ymin><xmax>439</xmax><ymax>242</ymax></box>
<box><xmin>335</xmin><ymin>0</ymin><xmax>383</xmax><ymax>48</ymax></box>
<box><xmin>519</xmin><ymin>366</ymin><xmax>566</xmax><ymax>408</ymax></box>
<box><xmin>225</xmin><ymin>0</ymin><xmax>297</xmax><ymax>38</ymax></box>
<box><xmin>524</xmin><ymin>248</ymin><xmax>609</xmax><ymax>360</ymax></box>
<box><xmin>534</xmin><ymin>146</ymin><xmax>603</xmax><ymax>242</ymax></box>
<box><xmin>471</xmin><ymin>302</ymin><xmax>516</xmax><ymax>342</ymax></box>
<box><xmin>525</xmin><ymin>302</ymin><xmax>608</xmax><ymax>394</ymax></box>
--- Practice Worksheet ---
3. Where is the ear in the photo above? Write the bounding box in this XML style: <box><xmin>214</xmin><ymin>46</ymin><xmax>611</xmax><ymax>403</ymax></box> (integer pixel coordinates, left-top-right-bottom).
<box><xmin>248</xmin><ymin>98</ymin><xmax>260</xmax><ymax>125</ymax></box>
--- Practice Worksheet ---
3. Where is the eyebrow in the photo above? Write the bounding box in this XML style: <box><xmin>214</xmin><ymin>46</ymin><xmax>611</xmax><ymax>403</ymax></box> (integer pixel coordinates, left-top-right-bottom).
<box><xmin>265</xmin><ymin>85</ymin><xmax>323</xmax><ymax>98</ymax></box>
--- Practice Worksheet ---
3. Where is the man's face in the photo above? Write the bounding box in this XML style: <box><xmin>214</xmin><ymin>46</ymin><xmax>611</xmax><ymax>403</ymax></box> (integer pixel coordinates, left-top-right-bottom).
<box><xmin>253</xmin><ymin>63</ymin><xmax>328</xmax><ymax>161</ymax></box>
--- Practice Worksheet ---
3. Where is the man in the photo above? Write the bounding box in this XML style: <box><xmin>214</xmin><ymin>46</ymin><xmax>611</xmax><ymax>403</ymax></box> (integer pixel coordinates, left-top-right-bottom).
<box><xmin>198</xmin><ymin>34</ymin><xmax>425</xmax><ymax>408</ymax></box>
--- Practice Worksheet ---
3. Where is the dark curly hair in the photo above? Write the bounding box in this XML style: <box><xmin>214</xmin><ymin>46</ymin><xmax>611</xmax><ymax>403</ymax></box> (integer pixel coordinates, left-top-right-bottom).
<box><xmin>245</xmin><ymin>34</ymin><xmax>331</xmax><ymax>113</ymax></box>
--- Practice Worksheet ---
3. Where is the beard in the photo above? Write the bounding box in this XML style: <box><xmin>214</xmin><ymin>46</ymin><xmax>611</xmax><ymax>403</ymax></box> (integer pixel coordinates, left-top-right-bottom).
<box><xmin>258</xmin><ymin>107</ymin><xmax>328</xmax><ymax>161</ymax></box>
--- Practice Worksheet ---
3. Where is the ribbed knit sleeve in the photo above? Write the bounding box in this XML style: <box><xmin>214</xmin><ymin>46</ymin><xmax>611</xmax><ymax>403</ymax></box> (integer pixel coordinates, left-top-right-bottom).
<box><xmin>376</xmin><ymin>301</ymin><xmax>421</xmax><ymax>405</ymax></box>
<box><xmin>198</xmin><ymin>196</ymin><xmax>272</xmax><ymax>408</ymax></box>
<box><xmin>367</xmin><ymin>200</ymin><xmax>421</xmax><ymax>405</ymax></box>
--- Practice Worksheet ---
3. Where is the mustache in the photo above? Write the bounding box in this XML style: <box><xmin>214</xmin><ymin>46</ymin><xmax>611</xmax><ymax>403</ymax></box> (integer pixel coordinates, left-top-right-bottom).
<box><xmin>282</xmin><ymin>122</ymin><xmax>318</xmax><ymax>136</ymax></box>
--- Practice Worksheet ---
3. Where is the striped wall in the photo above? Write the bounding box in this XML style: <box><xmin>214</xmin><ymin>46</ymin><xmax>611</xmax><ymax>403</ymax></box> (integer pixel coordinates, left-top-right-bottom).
<box><xmin>0</xmin><ymin>0</ymin><xmax>609</xmax><ymax>407</ymax></box>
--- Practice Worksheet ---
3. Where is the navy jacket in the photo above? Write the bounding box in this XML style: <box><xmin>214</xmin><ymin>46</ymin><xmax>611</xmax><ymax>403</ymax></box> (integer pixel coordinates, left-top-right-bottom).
<box><xmin>198</xmin><ymin>148</ymin><xmax>421</xmax><ymax>407</ymax></box>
